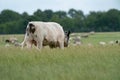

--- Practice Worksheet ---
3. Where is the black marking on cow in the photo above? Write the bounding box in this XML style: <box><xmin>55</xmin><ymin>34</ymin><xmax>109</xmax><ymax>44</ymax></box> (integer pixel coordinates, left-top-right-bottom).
<box><xmin>67</xmin><ymin>30</ymin><xmax>71</xmax><ymax>38</ymax></box>
<box><xmin>43</xmin><ymin>38</ymin><xmax>49</xmax><ymax>46</ymax></box>
<box><xmin>65</xmin><ymin>30</ymin><xmax>71</xmax><ymax>39</ymax></box>
<box><xmin>29</xmin><ymin>23</ymin><xmax>36</xmax><ymax>33</ymax></box>
<box><xmin>49</xmin><ymin>41</ymin><xmax>57</xmax><ymax>48</ymax></box>
<box><xmin>64</xmin><ymin>30</ymin><xmax>71</xmax><ymax>47</ymax></box>
<box><xmin>31</xmin><ymin>39</ymin><xmax>37</xmax><ymax>46</ymax></box>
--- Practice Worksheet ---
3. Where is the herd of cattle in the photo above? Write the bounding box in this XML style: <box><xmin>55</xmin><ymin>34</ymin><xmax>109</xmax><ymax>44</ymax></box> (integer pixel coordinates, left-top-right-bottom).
<box><xmin>4</xmin><ymin>21</ymin><xmax>120</xmax><ymax>49</ymax></box>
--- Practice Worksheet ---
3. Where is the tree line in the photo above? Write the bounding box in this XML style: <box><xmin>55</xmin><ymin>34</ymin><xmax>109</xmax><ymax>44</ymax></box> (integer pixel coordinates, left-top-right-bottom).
<box><xmin>0</xmin><ymin>8</ymin><xmax>120</xmax><ymax>34</ymax></box>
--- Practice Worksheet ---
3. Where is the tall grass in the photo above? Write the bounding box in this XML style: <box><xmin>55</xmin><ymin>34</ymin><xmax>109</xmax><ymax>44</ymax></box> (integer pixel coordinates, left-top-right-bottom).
<box><xmin>0</xmin><ymin>45</ymin><xmax>120</xmax><ymax>80</ymax></box>
<box><xmin>0</xmin><ymin>32</ymin><xmax>120</xmax><ymax>80</ymax></box>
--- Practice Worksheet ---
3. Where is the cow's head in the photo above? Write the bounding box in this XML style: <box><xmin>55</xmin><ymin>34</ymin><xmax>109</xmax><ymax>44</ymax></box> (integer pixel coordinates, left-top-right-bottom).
<box><xmin>64</xmin><ymin>30</ymin><xmax>71</xmax><ymax>47</ymax></box>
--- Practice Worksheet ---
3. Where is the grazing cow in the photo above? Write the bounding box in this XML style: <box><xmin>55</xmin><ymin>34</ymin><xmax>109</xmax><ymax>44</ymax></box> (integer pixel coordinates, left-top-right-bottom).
<box><xmin>23</xmin><ymin>30</ymin><xmax>71</xmax><ymax>48</ymax></box>
<box><xmin>21</xmin><ymin>21</ymin><xmax>65</xmax><ymax>49</ymax></box>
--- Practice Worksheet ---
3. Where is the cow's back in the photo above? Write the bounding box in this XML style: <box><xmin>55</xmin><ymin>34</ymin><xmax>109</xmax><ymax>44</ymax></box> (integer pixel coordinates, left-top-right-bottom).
<box><xmin>35</xmin><ymin>22</ymin><xmax>65</xmax><ymax>42</ymax></box>
<box><xmin>45</xmin><ymin>22</ymin><xmax>64</xmax><ymax>39</ymax></box>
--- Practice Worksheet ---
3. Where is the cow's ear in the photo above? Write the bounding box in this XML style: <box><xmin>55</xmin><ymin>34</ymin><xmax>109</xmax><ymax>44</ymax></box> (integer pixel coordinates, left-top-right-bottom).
<box><xmin>67</xmin><ymin>30</ymin><xmax>71</xmax><ymax>37</ymax></box>
<box><xmin>68</xmin><ymin>30</ymin><xmax>71</xmax><ymax>35</ymax></box>
<box><xmin>29</xmin><ymin>23</ymin><xmax>36</xmax><ymax>33</ymax></box>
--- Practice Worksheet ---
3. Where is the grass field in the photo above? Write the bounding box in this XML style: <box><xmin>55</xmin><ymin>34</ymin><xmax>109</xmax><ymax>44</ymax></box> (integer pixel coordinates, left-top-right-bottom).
<box><xmin>0</xmin><ymin>32</ymin><xmax>120</xmax><ymax>80</ymax></box>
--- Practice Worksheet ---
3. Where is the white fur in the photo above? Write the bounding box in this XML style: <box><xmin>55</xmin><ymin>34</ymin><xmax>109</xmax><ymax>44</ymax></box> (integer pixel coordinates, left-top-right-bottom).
<box><xmin>21</xmin><ymin>21</ymin><xmax>65</xmax><ymax>49</ymax></box>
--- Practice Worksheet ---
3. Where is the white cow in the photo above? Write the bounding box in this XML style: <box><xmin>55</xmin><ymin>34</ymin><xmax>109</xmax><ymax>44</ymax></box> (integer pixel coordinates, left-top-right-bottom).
<box><xmin>21</xmin><ymin>21</ymin><xmax>65</xmax><ymax>49</ymax></box>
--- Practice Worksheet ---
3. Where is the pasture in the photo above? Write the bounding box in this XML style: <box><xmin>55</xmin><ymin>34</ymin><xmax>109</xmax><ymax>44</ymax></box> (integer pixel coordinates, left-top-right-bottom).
<box><xmin>0</xmin><ymin>32</ymin><xmax>120</xmax><ymax>80</ymax></box>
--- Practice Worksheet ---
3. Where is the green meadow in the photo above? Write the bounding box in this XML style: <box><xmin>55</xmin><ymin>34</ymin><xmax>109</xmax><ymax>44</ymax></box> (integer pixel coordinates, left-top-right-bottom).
<box><xmin>0</xmin><ymin>32</ymin><xmax>120</xmax><ymax>80</ymax></box>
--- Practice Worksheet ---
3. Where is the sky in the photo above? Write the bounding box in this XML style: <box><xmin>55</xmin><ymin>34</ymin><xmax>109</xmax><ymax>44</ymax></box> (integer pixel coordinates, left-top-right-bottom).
<box><xmin>0</xmin><ymin>0</ymin><xmax>120</xmax><ymax>15</ymax></box>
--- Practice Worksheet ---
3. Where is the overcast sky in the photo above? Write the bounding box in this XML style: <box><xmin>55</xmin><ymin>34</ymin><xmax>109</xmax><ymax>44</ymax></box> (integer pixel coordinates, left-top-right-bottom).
<box><xmin>0</xmin><ymin>0</ymin><xmax>120</xmax><ymax>15</ymax></box>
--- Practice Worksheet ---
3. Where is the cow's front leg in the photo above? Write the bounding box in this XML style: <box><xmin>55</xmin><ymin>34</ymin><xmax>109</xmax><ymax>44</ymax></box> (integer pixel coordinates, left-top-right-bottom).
<box><xmin>37</xmin><ymin>41</ymin><xmax>43</xmax><ymax>50</ymax></box>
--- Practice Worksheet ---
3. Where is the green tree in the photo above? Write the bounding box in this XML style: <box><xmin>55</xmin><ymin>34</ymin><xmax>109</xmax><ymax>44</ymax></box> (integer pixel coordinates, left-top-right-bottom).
<box><xmin>0</xmin><ymin>9</ymin><xmax>22</xmax><ymax>23</ymax></box>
